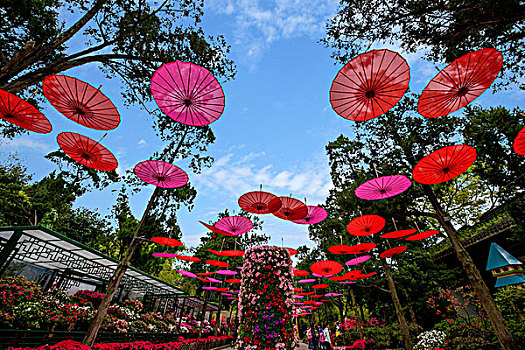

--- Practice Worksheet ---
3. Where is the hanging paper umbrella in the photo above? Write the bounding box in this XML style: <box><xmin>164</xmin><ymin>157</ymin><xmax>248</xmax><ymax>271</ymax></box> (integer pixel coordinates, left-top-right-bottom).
<box><xmin>294</xmin><ymin>295</ymin><xmax>305</xmax><ymax>299</ymax></box>
<box><xmin>199</xmin><ymin>221</ymin><xmax>236</xmax><ymax>237</ymax></box>
<box><xmin>345</xmin><ymin>255</ymin><xmax>371</xmax><ymax>266</ymax></box>
<box><xmin>134</xmin><ymin>160</ymin><xmax>188</xmax><ymax>188</ymax></box>
<box><xmin>294</xmin><ymin>288</ymin><xmax>304</xmax><ymax>292</ymax></box>
<box><xmin>202</xmin><ymin>286</ymin><xmax>217</xmax><ymax>290</ymax></box>
<box><xmin>380</xmin><ymin>246</ymin><xmax>407</xmax><ymax>258</ymax></box>
<box><xmin>215</xmin><ymin>216</ymin><xmax>253</xmax><ymax>235</ymax></box>
<box><xmin>177</xmin><ymin>270</ymin><xmax>197</xmax><ymax>278</ymax></box>
<box><xmin>207</xmin><ymin>249</ymin><xmax>225</xmax><ymax>256</ymax></box>
<box><xmin>358</xmin><ymin>272</ymin><xmax>377</xmax><ymax>279</ymax></box>
<box><xmin>343</xmin><ymin>270</ymin><xmax>362</xmax><ymax>280</ymax></box>
<box><xmin>303</xmin><ymin>300</ymin><xmax>318</xmax><ymax>305</ymax></box>
<box><xmin>291</xmin><ymin>206</ymin><xmax>328</xmax><ymax>224</ymax></box>
<box><xmin>215</xmin><ymin>288</ymin><xmax>229</xmax><ymax>292</ymax></box>
<box><xmin>197</xmin><ymin>272</ymin><xmax>216</xmax><ymax>276</ymax></box>
<box><xmin>298</xmin><ymin>279</ymin><xmax>316</xmax><ymax>283</ymax></box>
<box><xmin>418</xmin><ymin>48</ymin><xmax>503</xmax><ymax>118</ymax></box>
<box><xmin>328</xmin><ymin>245</ymin><xmax>358</xmax><ymax>255</ymax></box>
<box><xmin>513</xmin><ymin>126</ymin><xmax>525</xmax><ymax>155</ymax></box>
<box><xmin>216</xmin><ymin>270</ymin><xmax>237</xmax><ymax>276</ymax></box>
<box><xmin>42</xmin><ymin>75</ymin><xmax>120</xmax><ymax>130</ymax></box>
<box><xmin>57</xmin><ymin>132</ymin><xmax>118</xmax><ymax>171</ymax></box>
<box><xmin>273</xmin><ymin>197</ymin><xmax>308</xmax><ymax>221</ymax></box>
<box><xmin>355</xmin><ymin>175</ymin><xmax>411</xmax><ymax>200</ymax></box>
<box><xmin>329</xmin><ymin>276</ymin><xmax>347</xmax><ymax>282</ymax></box>
<box><xmin>325</xmin><ymin>293</ymin><xmax>343</xmax><ymax>297</ymax></box>
<box><xmin>347</xmin><ymin>215</ymin><xmax>385</xmax><ymax>236</ymax></box>
<box><xmin>405</xmin><ymin>230</ymin><xmax>440</xmax><ymax>241</ymax></box>
<box><xmin>221</xmin><ymin>250</ymin><xmax>245</xmax><ymax>257</ymax></box>
<box><xmin>346</xmin><ymin>243</ymin><xmax>377</xmax><ymax>254</ymax></box>
<box><xmin>330</xmin><ymin>49</ymin><xmax>410</xmax><ymax>122</ymax></box>
<box><xmin>226</xmin><ymin>279</ymin><xmax>241</xmax><ymax>284</ymax></box>
<box><xmin>381</xmin><ymin>229</ymin><xmax>417</xmax><ymax>239</ymax></box>
<box><xmin>310</xmin><ymin>260</ymin><xmax>343</xmax><ymax>277</ymax></box>
<box><xmin>152</xmin><ymin>253</ymin><xmax>178</xmax><ymax>258</ymax></box>
<box><xmin>313</xmin><ymin>273</ymin><xmax>335</xmax><ymax>278</ymax></box>
<box><xmin>413</xmin><ymin>145</ymin><xmax>476</xmax><ymax>185</ymax></box>
<box><xmin>285</xmin><ymin>248</ymin><xmax>298</xmax><ymax>256</ymax></box>
<box><xmin>206</xmin><ymin>260</ymin><xmax>230</xmax><ymax>268</ymax></box>
<box><xmin>175</xmin><ymin>255</ymin><xmax>201</xmax><ymax>262</ymax></box>
<box><xmin>238</xmin><ymin>190</ymin><xmax>282</xmax><ymax>214</ymax></box>
<box><xmin>151</xmin><ymin>237</ymin><xmax>183</xmax><ymax>247</ymax></box>
<box><xmin>311</xmin><ymin>295</ymin><xmax>324</xmax><ymax>298</ymax></box>
<box><xmin>0</xmin><ymin>89</ymin><xmax>52</xmax><ymax>133</ymax></box>
<box><xmin>207</xmin><ymin>277</ymin><xmax>222</xmax><ymax>283</ymax></box>
<box><xmin>293</xmin><ymin>270</ymin><xmax>310</xmax><ymax>277</ymax></box>
<box><xmin>151</xmin><ymin>61</ymin><xmax>225</xmax><ymax>126</ymax></box>
<box><xmin>339</xmin><ymin>281</ymin><xmax>356</xmax><ymax>284</ymax></box>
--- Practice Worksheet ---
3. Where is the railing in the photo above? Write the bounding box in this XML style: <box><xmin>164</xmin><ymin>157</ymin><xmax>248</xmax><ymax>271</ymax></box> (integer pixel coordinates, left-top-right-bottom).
<box><xmin>0</xmin><ymin>330</ymin><xmax>231</xmax><ymax>350</ymax></box>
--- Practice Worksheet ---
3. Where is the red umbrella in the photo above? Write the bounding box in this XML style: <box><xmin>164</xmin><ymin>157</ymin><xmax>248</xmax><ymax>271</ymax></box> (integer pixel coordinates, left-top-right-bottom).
<box><xmin>221</xmin><ymin>250</ymin><xmax>245</xmax><ymax>257</ymax></box>
<box><xmin>0</xmin><ymin>90</ymin><xmax>52</xmax><ymax>133</ymax></box>
<box><xmin>381</xmin><ymin>229</ymin><xmax>417</xmax><ymax>239</ymax></box>
<box><xmin>347</xmin><ymin>215</ymin><xmax>385</xmax><ymax>236</ymax></box>
<box><xmin>206</xmin><ymin>260</ymin><xmax>230</xmax><ymax>268</ymax></box>
<box><xmin>358</xmin><ymin>272</ymin><xmax>377</xmax><ymax>279</ymax></box>
<box><xmin>418</xmin><ymin>48</ymin><xmax>503</xmax><ymax>118</ymax></box>
<box><xmin>291</xmin><ymin>206</ymin><xmax>328</xmax><ymax>224</ymax></box>
<box><xmin>238</xmin><ymin>190</ymin><xmax>282</xmax><ymax>214</ymax></box>
<box><xmin>226</xmin><ymin>279</ymin><xmax>241</xmax><ymax>284</ymax></box>
<box><xmin>329</xmin><ymin>276</ymin><xmax>347</xmax><ymax>282</ymax></box>
<box><xmin>379</xmin><ymin>246</ymin><xmax>407</xmax><ymax>258</ymax></box>
<box><xmin>197</xmin><ymin>272</ymin><xmax>216</xmax><ymax>276</ymax></box>
<box><xmin>134</xmin><ymin>160</ymin><xmax>188</xmax><ymax>188</ymax></box>
<box><xmin>405</xmin><ymin>230</ymin><xmax>439</xmax><ymax>241</ymax></box>
<box><xmin>151</xmin><ymin>237</ymin><xmax>183</xmax><ymax>247</ymax></box>
<box><xmin>345</xmin><ymin>255</ymin><xmax>371</xmax><ymax>266</ymax></box>
<box><xmin>348</xmin><ymin>243</ymin><xmax>377</xmax><ymax>254</ymax></box>
<box><xmin>175</xmin><ymin>255</ymin><xmax>201</xmax><ymax>262</ymax></box>
<box><xmin>311</xmin><ymin>295</ymin><xmax>324</xmax><ymax>298</ymax></box>
<box><xmin>199</xmin><ymin>221</ymin><xmax>236</xmax><ymax>237</ymax></box>
<box><xmin>328</xmin><ymin>245</ymin><xmax>358</xmax><ymax>255</ymax></box>
<box><xmin>513</xmin><ymin>126</ymin><xmax>525</xmax><ymax>155</ymax></box>
<box><xmin>215</xmin><ymin>216</ymin><xmax>253</xmax><ymax>235</ymax></box>
<box><xmin>330</xmin><ymin>49</ymin><xmax>410</xmax><ymax>122</ymax></box>
<box><xmin>273</xmin><ymin>197</ymin><xmax>308</xmax><ymax>221</ymax></box>
<box><xmin>293</xmin><ymin>270</ymin><xmax>310</xmax><ymax>277</ymax></box>
<box><xmin>355</xmin><ymin>175</ymin><xmax>411</xmax><ymax>200</ymax></box>
<box><xmin>413</xmin><ymin>145</ymin><xmax>476</xmax><ymax>185</ymax></box>
<box><xmin>310</xmin><ymin>260</ymin><xmax>343</xmax><ymax>277</ymax></box>
<box><xmin>152</xmin><ymin>253</ymin><xmax>178</xmax><ymax>258</ymax></box>
<box><xmin>42</xmin><ymin>75</ymin><xmax>120</xmax><ymax>130</ymax></box>
<box><xmin>343</xmin><ymin>270</ymin><xmax>362</xmax><ymax>280</ymax></box>
<box><xmin>285</xmin><ymin>248</ymin><xmax>298</xmax><ymax>256</ymax></box>
<box><xmin>294</xmin><ymin>288</ymin><xmax>304</xmax><ymax>292</ymax></box>
<box><xmin>297</xmin><ymin>291</ymin><xmax>315</xmax><ymax>296</ymax></box>
<box><xmin>151</xmin><ymin>61</ymin><xmax>225</xmax><ymax>126</ymax></box>
<box><xmin>57</xmin><ymin>132</ymin><xmax>118</xmax><ymax>171</ymax></box>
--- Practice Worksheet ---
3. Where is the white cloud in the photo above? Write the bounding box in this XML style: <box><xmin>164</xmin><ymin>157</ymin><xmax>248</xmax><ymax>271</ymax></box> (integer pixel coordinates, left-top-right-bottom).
<box><xmin>137</xmin><ymin>139</ymin><xmax>147</xmax><ymax>148</ymax></box>
<box><xmin>5</xmin><ymin>137</ymin><xmax>52</xmax><ymax>152</ymax></box>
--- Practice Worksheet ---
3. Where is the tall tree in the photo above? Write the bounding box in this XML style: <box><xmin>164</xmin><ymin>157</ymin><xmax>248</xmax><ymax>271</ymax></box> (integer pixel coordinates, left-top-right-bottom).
<box><xmin>322</xmin><ymin>0</ymin><xmax>525</xmax><ymax>89</ymax></box>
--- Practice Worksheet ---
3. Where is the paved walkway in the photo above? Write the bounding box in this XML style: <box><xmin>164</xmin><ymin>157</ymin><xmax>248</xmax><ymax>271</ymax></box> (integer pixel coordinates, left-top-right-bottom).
<box><xmin>224</xmin><ymin>342</ymin><xmax>309</xmax><ymax>349</ymax></box>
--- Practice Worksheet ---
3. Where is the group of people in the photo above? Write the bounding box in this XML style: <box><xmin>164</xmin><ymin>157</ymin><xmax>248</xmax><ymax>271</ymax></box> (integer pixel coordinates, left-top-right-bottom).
<box><xmin>306</xmin><ymin>322</ymin><xmax>340</xmax><ymax>350</ymax></box>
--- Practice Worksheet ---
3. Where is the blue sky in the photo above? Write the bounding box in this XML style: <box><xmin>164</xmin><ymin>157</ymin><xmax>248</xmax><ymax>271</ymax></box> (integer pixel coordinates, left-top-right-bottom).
<box><xmin>1</xmin><ymin>0</ymin><xmax>523</xmax><ymax>250</ymax></box>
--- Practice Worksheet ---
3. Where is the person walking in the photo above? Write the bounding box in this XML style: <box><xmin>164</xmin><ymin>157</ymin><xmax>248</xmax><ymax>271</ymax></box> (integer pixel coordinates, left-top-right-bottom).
<box><xmin>307</xmin><ymin>325</ymin><xmax>314</xmax><ymax>349</ymax></box>
<box><xmin>322</xmin><ymin>323</ymin><xmax>332</xmax><ymax>350</ymax></box>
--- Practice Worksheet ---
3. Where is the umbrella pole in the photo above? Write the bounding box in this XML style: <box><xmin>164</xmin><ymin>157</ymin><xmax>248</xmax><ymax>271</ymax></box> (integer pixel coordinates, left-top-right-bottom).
<box><xmin>373</xmin><ymin>163</ymin><xmax>379</xmax><ymax>177</ymax></box>
<box><xmin>220</xmin><ymin>238</ymin><xmax>226</xmax><ymax>251</ymax></box>
<box><xmin>11</xmin><ymin>89</ymin><xmax>39</xmax><ymax>111</ymax></box>
<box><xmin>234</xmin><ymin>238</ymin><xmax>237</xmax><ymax>251</ymax></box>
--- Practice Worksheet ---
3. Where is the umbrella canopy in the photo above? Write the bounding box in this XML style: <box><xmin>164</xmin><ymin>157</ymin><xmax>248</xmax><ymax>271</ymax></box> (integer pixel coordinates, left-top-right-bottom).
<box><xmin>202</xmin><ymin>286</ymin><xmax>217</xmax><ymax>290</ymax></box>
<box><xmin>343</xmin><ymin>270</ymin><xmax>362</xmax><ymax>280</ymax></box>
<box><xmin>310</xmin><ymin>260</ymin><xmax>343</xmax><ymax>277</ymax></box>
<box><xmin>226</xmin><ymin>279</ymin><xmax>241</xmax><ymax>284</ymax></box>
<box><xmin>197</xmin><ymin>272</ymin><xmax>216</xmax><ymax>276</ymax></box>
<box><xmin>221</xmin><ymin>250</ymin><xmax>245</xmax><ymax>257</ymax></box>
<box><xmin>238</xmin><ymin>190</ymin><xmax>282</xmax><ymax>214</ymax></box>
<box><xmin>206</xmin><ymin>260</ymin><xmax>230</xmax><ymax>267</ymax></box>
<box><xmin>285</xmin><ymin>248</ymin><xmax>298</xmax><ymax>256</ymax></box>
<box><xmin>413</xmin><ymin>145</ymin><xmax>476</xmax><ymax>185</ymax></box>
<box><xmin>330</xmin><ymin>49</ymin><xmax>410</xmax><ymax>122</ymax></box>
<box><xmin>291</xmin><ymin>206</ymin><xmax>328</xmax><ymax>224</ymax></box>
<box><xmin>513</xmin><ymin>126</ymin><xmax>525</xmax><ymax>155</ymax></box>
<box><xmin>215</xmin><ymin>216</ymin><xmax>253</xmax><ymax>235</ymax></box>
<box><xmin>152</xmin><ymin>253</ymin><xmax>178</xmax><ymax>258</ymax></box>
<box><xmin>294</xmin><ymin>288</ymin><xmax>304</xmax><ymax>292</ymax></box>
<box><xmin>329</xmin><ymin>276</ymin><xmax>347</xmax><ymax>282</ymax></box>
<box><xmin>345</xmin><ymin>255</ymin><xmax>371</xmax><ymax>266</ymax></box>
<box><xmin>418</xmin><ymin>48</ymin><xmax>503</xmax><ymax>118</ymax></box>
<box><xmin>273</xmin><ymin>197</ymin><xmax>308</xmax><ymax>221</ymax></box>
<box><xmin>347</xmin><ymin>214</ymin><xmax>385</xmax><ymax>236</ymax></box>
<box><xmin>151</xmin><ymin>61</ymin><xmax>225</xmax><ymax>126</ymax></box>
<box><xmin>359</xmin><ymin>272</ymin><xmax>377</xmax><ymax>279</ymax></box>
<box><xmin>355</xmin><ymin>175</ymin><xmax>411</xmax><ymax>200</ymax></box>
<box><xmin>57</xmin><ymin>132</ymin><xmax>118</xmax><ymax>171</ymax></box>
<box><xmin>293</xmin><ymin>270</ymin><xmax>310</xmax><ymax>277</ymax></box>
<box><xmin>175</xmin><ymin>255</ymin><xmax>201</xmax><ymax>262</ymax></box>
<box><xmin>43</xmin><ymin>75</ymin><xmax>120</xmax><ymax>130</ymax></box>
<box><xmin>151</xmin><ymin>237</ymin><xmax>183</xmax><ymax>247</ymax></box>
<box><xmin>381</xmin><ymin>229</ymin><xmax>417</xmax><ymax>239</ymax></box>
<box><xmin>328</xmin><ymin>245</ymin><xmax>358</xmax><ymax>255</ymax></box>
<box><xmin>339</xmin><ymin>281</ymin><xmax>356</xmax><ymax>285</ymax></box>
<box><xmin>134</xmin><ymin>160</ymin><xmax>188</xmax><ymax>188</ymax></box>
<box><xmin>379</xmin><ymin>246</ymin><xmax>407</xmax><ymax>258</ymax></box>
<box><xmin>298</xmin><ymin>279</ymin><xmax>316</xmax><ymax>283</ymax></box>
<box><xmin>177</xmin><ymin>270</ymin><xmax>197</xmax><ymax>278</ymax></box>
<box><xmin>325</xmin><ymin>293</ymin><xmax>343</xmax><ymax>297</ymax></box>
<box><xmin>199</xmin><ymin>221</ymin><xmax>236</xmax><ymax>237</ymax></box>
<box><xmin>216</xmin><ymin>270</ymin><xmax>237</xmax><ymax>276</ymax></box>
<box><xmin>405</xmin><ymin>230</ymin><xmax>440</xmax><ymax>241</ymax></box>
<box><xmin>0</xmin><ymin>89</ymin><xmax>52</xmax><ymax>133</ymax></box>
<box><xmin>207</xmin><ymin>277</ymin><xmax>222</xmax><ymax>283</ymax></box>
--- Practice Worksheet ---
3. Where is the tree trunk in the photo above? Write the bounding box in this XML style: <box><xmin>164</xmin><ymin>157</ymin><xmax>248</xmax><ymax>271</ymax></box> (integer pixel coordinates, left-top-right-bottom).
<box><xmin>422</xmin><ymin>185</ymin><xmax>518</xmax><ymax>350</ymax></box>
<box><xmin>382</xmin><ymin>260</ymin><xmax>413</xmax><ymax>350</ymax></box>
<box><xmin>402</xmin><ymin>288</ymin><xmax>418</xmax><ymax>326</ymax></box>
<box><xmin>214</xmin><ymin>295</ymin><xmax>223</xmax><ymax>336</ymax></box>
<box><xmin>337</xmin><ymin>297</ymin><xmax>344</xmax><ymax>324</ymax></box>
<box><xmin>198</xmin><ymin>291</ymin><xmax>210</xmax><ymax>338</ymax></box>
<box><xmin>349</xmin><ymin>288</ymin><xmax>364</xmax><ymax>340</ymax></box>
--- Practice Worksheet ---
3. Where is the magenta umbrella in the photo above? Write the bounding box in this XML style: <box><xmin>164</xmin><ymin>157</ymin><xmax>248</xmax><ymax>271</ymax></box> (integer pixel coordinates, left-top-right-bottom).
<box><xmin>202</xmin><ymin>286</ymin><xmax>217</xmax><ymax>290</ymax></box>
<box><xmin>207</xmin><ymin>277</ymin><xmax>222</xmax><ymax>283</ymax></box>
<box><xmin>214</xmin><ymin>216</ymin><xmax>253</xmax><ymax>235</ymax></box>
<box><xmin>355</xmin><ymin>175</ymin><xmax>411</xmax><ymax>200</ymax></box>
<box><xmin>151</xmin><ymin>61</ymin><xmax>225</xmax><ymax>126</ymax></box>
<box><xmin>216</xmin><ymin>270</ymin><xmax>238</xmax><ymax>276</ymax></box>
<box><xmin>325</xmin><ymin>293</ymin><xmax>343</xmax><ymax>297</ymax></box>
<box><xmin>177</xmin><ymin>270</ymin><xmax>197</xmax><ymax>278</ymax></box>
<box><xmin>339</xmin><ymin>281</ymin><xmax>356</xmax><ymax>284</ymax></box>
<box><xmin>134</xmin><ymin>160</ymin><xmax>188</xmax><ymax>188</ymax></box>
<box><xmin>345</xmin><ymin>255</ymin><xmax>371</xmax><ymax>266</ymax></box>
<box><xmin>292</xmin><ymin>206</ymin><xmax>328</xmax><ymax>224</ymax></box>
<box><xmin>152</xmin><ymin>253</ymin><xmax>178</xmax><ymax>258</ymax></box>
<box><xmin>297</xmin><ymin>279</ymin><xmax>316</xmax><ymax>283</ymax></box>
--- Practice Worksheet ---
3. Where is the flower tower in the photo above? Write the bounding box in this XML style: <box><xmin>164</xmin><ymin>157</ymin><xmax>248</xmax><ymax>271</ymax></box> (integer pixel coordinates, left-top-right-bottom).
<box><xmin>486</xmin><ymin>242</ymin><xmax>525</xmax><ymax>289</ymax></box>
<box><xmin>235</xmin><ymin>245</ymin><xmax>296</xmax><ymax>350</ymax></box>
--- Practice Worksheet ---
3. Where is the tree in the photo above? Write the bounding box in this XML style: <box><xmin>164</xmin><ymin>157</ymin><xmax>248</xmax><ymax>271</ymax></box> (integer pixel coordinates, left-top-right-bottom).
<box><xmin>0</xmin><ymin>0</ymin><xmax>235</xmax><ymax>137</ymax></box>
<box><xmin>323</xmin><ymin>0</ymin><xmax>525</xmax><ymax>89</ymax></box>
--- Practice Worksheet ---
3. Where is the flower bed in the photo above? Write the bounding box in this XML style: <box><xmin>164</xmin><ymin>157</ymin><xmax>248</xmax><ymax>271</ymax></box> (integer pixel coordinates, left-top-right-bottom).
<box><xmin>235</xmin><ymin>245</ymin><xmax>295</xmax><ymax>350</ymax></box>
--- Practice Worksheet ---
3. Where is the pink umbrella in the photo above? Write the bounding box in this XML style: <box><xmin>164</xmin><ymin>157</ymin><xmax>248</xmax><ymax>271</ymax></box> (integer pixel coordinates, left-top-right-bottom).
<box><xmin>345</xmin><ymin>255</ymin><xmax>371</xmax><ymax>266</ymax></box>
<box><xmin>214</xmin><ymin>216</ymin><xmax>253</xmax><ymax>235</ymax></box>
<box><xmin>202</xmin><ymin>286</ymin><xmax>217</xmax><ymax>290</ymax></box>
<box><xmin>134</xmin><ymin>160</ymin><xmax>188</xmax><ymax>188</ymax></box>
<box><xmin>312</xmin><ymin>273</ymin><xmax>335</xmax><ymax>278</ymax></box>
<box><xmin>292</xmin><ymin>206</ymin><xmax>328</xmax><ymax>224</ymax></box>
<box><xmin>355</xmin><ymin>175</ymin><xmax>411</xmax><ymax>200</ymax></box>
<box><xmin>216</xmin><ymin>270</ymin><xmax>238</xmax><ymax>276</ymax></box>
<box><xmin>294</xmin><ymin>295</ymin><xmax>304</xmax><ymax>299</ymax></box>
<box><xmin>152</xmin><ymin>253</ymin><xmax>178</xmax><ymax>258</ymax></box>
<box><xmin>325</xmin><ymin>293</ymin><xmax>343</xmax><ymax>297</ymax></box>
<box><xmin>339</xmin><ymin>281</ymin><xmax>356</xmax><ymax>284</ymax></box>
<box><xmin>207</xmin><ymin>277</ymin><xmax>222</xmax><ymax>283</ymax></box>
<box><xmin>177</xmin><ymin>270</ymin><xmax>197</xmax><ymax>278</ymax></box>
<box><xmin>298</xmin><ymin>279</ymin><xmax>316</xmax><ymax>283</ymax></box>
<box><xmin>151</xmin><ymin>61</ymin><xmax>225</xmax><ymax>126</ymax></box>
<box><xmin>220</xmin><ymin>293</ymin><xmax>232</xmax><ymax>296</ymax></box>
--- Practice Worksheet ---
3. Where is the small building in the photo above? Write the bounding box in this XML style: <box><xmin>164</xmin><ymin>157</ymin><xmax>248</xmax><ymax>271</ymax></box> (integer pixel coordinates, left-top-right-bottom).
<box><xmin>486</xmin><ymin>242</ymin><xmax>525</xmax><ymax>289</ymax></box>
